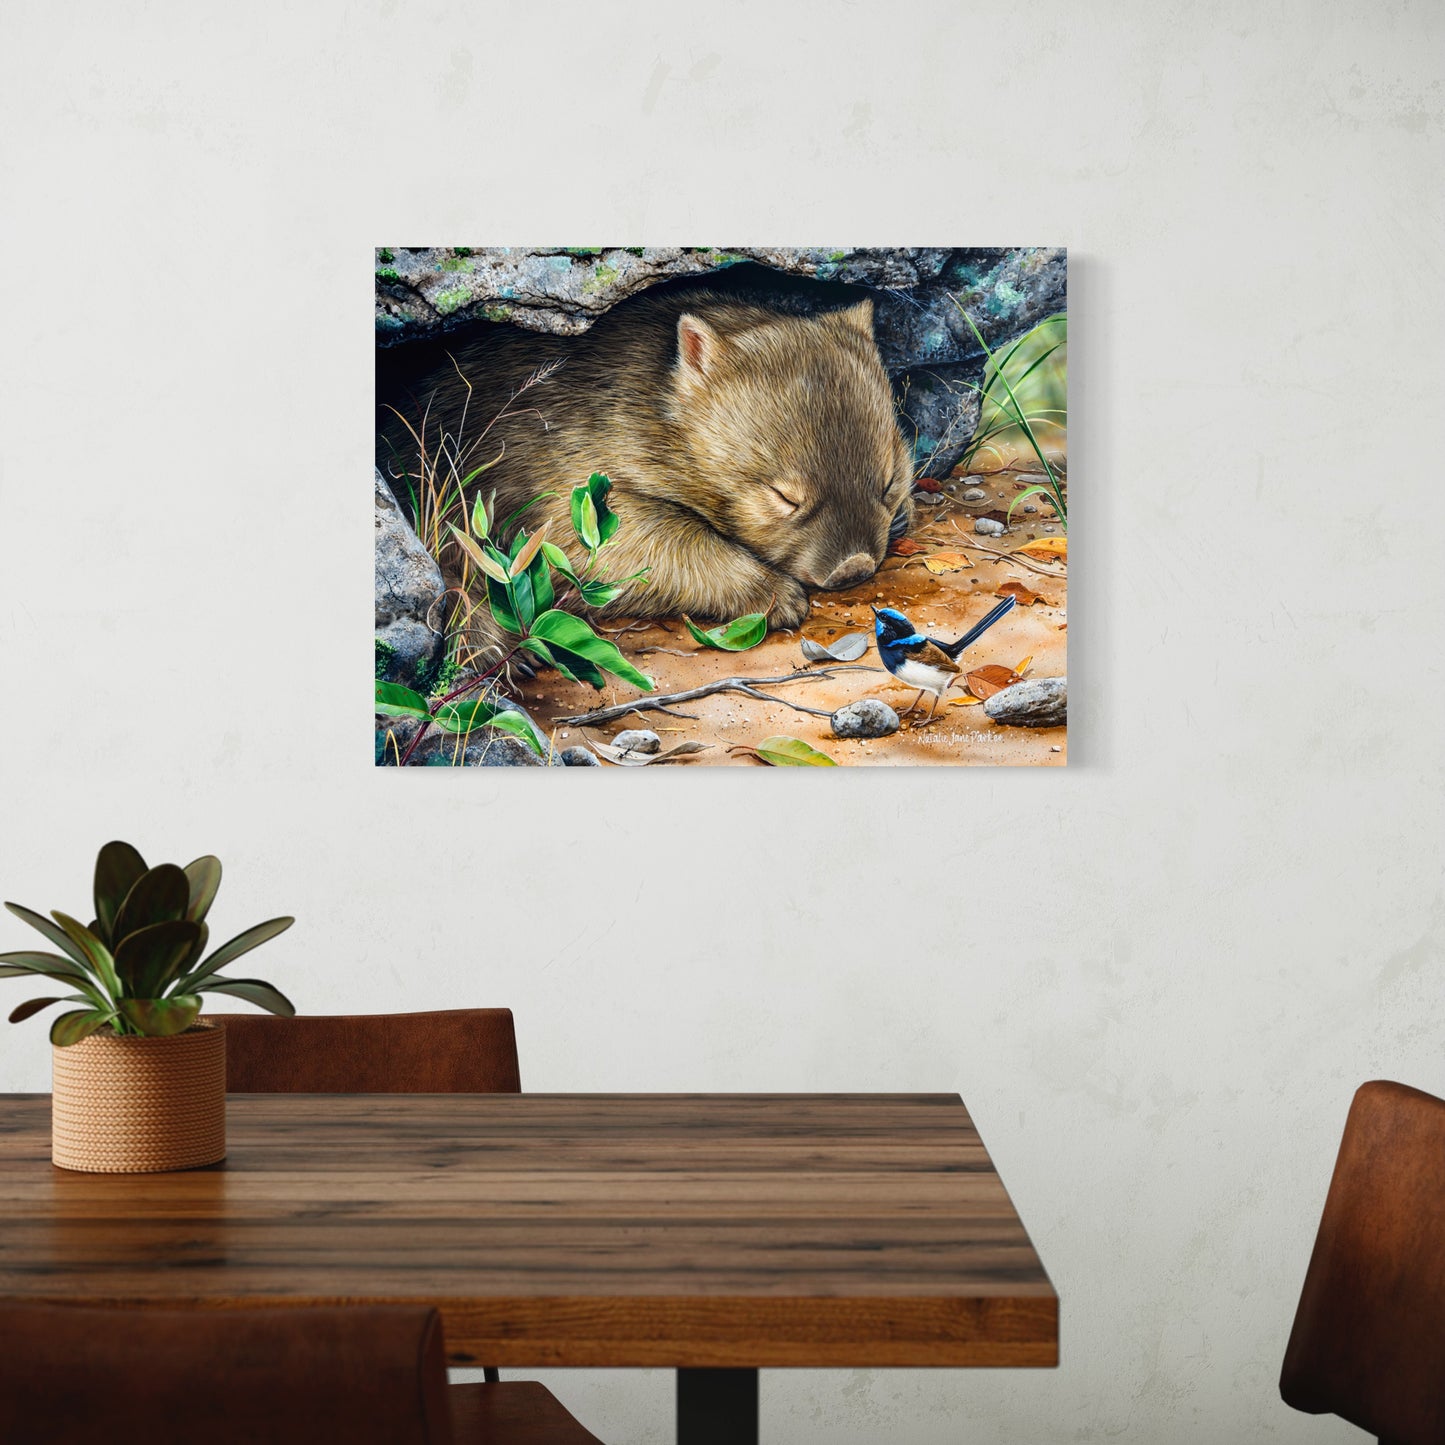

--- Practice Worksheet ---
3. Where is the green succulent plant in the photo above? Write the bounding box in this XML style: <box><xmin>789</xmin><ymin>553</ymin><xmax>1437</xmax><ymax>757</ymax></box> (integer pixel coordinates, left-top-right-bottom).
<box><xmin>1</xmin><ymin>841</ymin><xmax>295</xmax><ymax>1046</ymax></box>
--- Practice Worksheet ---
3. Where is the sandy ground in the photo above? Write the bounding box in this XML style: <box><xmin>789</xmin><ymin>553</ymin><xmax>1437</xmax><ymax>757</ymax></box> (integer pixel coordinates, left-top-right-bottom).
<box><xmin>515</xmin><ymin>468</ymin><xmax>1067</xmax><ymax>767</ymax></box>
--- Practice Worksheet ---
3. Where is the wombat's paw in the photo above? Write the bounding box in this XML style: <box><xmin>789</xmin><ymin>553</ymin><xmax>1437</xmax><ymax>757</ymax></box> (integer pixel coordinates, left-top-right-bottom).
<box><xmin>767</xmin><ymin>579</ymin><xmax>812</xmax><ymax>631</ymax></box>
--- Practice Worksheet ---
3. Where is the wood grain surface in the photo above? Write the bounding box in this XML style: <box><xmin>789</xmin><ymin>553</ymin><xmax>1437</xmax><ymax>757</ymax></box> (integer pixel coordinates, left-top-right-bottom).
<box><xmin>0</xmin><ymin>1093</ymin><xmax>1057</xmax><ymax>1368</ymax></box>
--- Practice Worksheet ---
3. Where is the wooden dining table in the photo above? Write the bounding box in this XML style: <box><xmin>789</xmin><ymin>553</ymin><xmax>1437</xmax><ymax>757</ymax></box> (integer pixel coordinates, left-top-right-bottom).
<box><xmin>0</xmin><ymin>1092</ymin><xmax>1056</xmax><ymax>1443</ymax></box>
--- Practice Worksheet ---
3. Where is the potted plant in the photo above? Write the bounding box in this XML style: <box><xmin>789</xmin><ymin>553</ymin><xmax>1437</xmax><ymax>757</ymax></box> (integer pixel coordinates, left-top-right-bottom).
<box><xmin>1</xmin><ymin>840</ymin><xmax>294</xmax><ymax>1173</ymax></box>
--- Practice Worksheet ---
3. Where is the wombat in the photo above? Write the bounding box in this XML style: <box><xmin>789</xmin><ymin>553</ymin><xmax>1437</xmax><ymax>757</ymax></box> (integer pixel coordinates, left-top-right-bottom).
<box><xmin>377</xmin><ymin>287</ymin><xmax>915</xmax><ymax>631</ymax></box>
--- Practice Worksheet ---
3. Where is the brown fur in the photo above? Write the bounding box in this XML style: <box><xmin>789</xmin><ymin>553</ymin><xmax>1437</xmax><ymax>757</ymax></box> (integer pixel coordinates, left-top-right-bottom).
<box><xmin>377</xmin><ymin>288</ymin><xmax>914</xmax><ymax>630</ymax></box>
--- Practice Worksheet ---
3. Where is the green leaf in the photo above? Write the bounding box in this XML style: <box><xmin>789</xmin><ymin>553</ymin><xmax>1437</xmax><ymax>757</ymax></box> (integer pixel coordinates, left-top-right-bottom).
<box><xmin>755</xmin><ymin>736</ymin><xmax>838</xmax><ymax>767</ymax></box>
<box><xmin>510</xmin><ymin>563</ymin><xmax>537</xmax><ymax>630</ymax></box>
<box><xmin>113</xmin><ymin>864</ymin><xmax>190</xmax><ymax>943</ymax></box>
<box><xmin>50</xmin><ymin>1008</ymin><xmax>115</xmax><ymax>1047</ymax></box>
<box><xmin>1005</xmin><ymin>484</ymin><xmax>1055</xmax><ymax>522</ymax></box>
<box><xmin>483</xmin><ymin>710</ymin><xmax>548</xmax><ymax>758</ymax></box>
<box><xmin>0</xmin><ymin>951</ymin><xmax>97</xmax><ymax>986</ymax></box>
<box><xmin>572</xmin><ymin>487</ymin><xmax>600</xmax><ymax>550</ymax></box>
<box><xmin>528</xmin><ymin>610</ymin><xmax>654</xmax><ymax>691</ymax></box>
<box><xmin>50</xmin><ymin>912</ymin><xmax>121</xmax><ymax>999</ymax></box>
<box><xmin>485</xmin><ymin>573</ymin><xmax>523</xmax><ymax>634</ymax></box>
<box><xmin>5</xmin><ymin>903</ymin><xmax>93</xmax><ymax>970</ymax></box>
<box><xmin>116</xmin><ymin>994</ymin><xmax>202</xmax><ymax>1037</ymax></box>
<box><xmin>577</xmin><ymin>578</ymin><xmax>623</xmax><ymax>608</ymax></box>
<box><xmin>93</xmin><ymin>841</ymin><xmax>147</xmax><ymax>944</ymax></box>
<box><xmin>586</xmin><ymin>472</ymin><xmax>620</xmax><ymax>546</ymax></box>
<box><xmin>526</xmin><ymin>546</ymin><xmax>555</xmax><ymax>614</ymax></box>
<box><xmin>540</xmin><ymin>541</ymin><xmax>582</xmax><ymax>586</ymax></box>
<box><xmin>684</xmin><ymin>613</ymin><xmax>768</xmax><ymax>651</ymax></box>
<box><xmin>9</xmin><ymin>994</ymin><xmax>93</xmax><ymax>1025</ymax></box>
<box><xmin>447</xmin><ymin>523</ymin><xmax>511</xmax><ymax>585</ymax></box>
<box><xmin>375</xmin><ymin>682</ymin><xmax>432</xmax><ymax>720</ymax></box>
<box><xmin>198</xmin><ymin>977</ymin><xmax>295</xmax><ymax>1017</ymax></box>
<box><xmin>470</xmin><ymin>490</ymin><xmax>490</xmax><ymax>540</ymax></box>
<box><xmin>182</xmin><ymin>856</ymin><xmax>222</xmax><ymax>922</ymax></box>
<box><xmin>541</xmin><ymin>642</ymin><xmax>608</xmax><ymax>689</ymax></box>
<box><xmin>180</xmin><ymin>917</ymin><xmax>294</xmax><ymax>992</ymax></box>
<box><xmin>509</xmin><ymin>524</ymin><xmax>549</xmax><ymax>578</ymax></box>
<box><xmin>114</xmin><ymin>919</ymin><xmax>203</xmax><ymax>998</ymax></box>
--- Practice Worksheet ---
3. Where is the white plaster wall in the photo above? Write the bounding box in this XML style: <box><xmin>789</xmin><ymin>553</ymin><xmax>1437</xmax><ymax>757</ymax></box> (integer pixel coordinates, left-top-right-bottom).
<box><xmin>1</xmin><ymin>1</ymin><xmax>1441</xmax><ymax>1440</ymax></box>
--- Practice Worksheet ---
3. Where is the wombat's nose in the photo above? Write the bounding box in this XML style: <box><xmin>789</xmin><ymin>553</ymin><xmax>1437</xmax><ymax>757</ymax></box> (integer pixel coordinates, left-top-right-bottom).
<box><xmin>819</xmin><ymin>552</ymin><xmax>876</xmax><ymax>590</ymax></box>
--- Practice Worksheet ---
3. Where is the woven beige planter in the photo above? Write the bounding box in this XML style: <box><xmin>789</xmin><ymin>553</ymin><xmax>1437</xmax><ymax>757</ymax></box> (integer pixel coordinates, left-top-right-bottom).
<box><xmin>51</xmin><ymin>1022</ymin><xmax>226</xmax><ymax>1173</ymax></box>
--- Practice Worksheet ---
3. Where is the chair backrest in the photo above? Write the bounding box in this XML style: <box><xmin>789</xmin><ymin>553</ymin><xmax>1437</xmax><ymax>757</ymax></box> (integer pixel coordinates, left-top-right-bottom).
<box><xmin>216</xmin><ymin>1009</ymin><xmax>521</xmax><ymax>1093</ymax></box>
<box><xmin>0</xmin><ymin>1302</ymin><xmax>453</xmax><ymax>1444</ymax></box>
<box><xmin>1280</xmin><ymin>1080</ymin><xmax>1445</xmax><ymax>1445</ymax></box>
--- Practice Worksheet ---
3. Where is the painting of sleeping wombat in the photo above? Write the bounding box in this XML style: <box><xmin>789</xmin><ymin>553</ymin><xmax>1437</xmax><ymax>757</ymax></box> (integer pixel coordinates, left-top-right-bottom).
<box><xmin>375</xmin><ymin>247</ymin><xmax>1068</xmax><ymax>768</ymax></box>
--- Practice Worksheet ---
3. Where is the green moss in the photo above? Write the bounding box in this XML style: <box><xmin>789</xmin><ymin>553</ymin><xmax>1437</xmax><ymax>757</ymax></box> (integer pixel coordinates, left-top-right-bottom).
<box><xmin>481</xmin><ymin>304</ymin><xmax>512</xmax><ymax>323</ymax></box>
<box><xmin>374</xmin><ymin>637</ymin><xmax>397</xmax><ymax>680</ymax></box>
<box><xmin>565</xmin><ymin>246</ymin><xmax>604</xmax><ymax>256</ymax></box>
<box><xmin>376</xmin><ymin>267</ymin><xmax>401</xmax><ymax>284</ymax></box>
<box><xmin>828</xmin><ymin>250</ymin><xmax>847</xmax><ymax>263</ymax></box>
<box><xmin>453</xmin><ymin>246</ymin><xmax>473</xmax><ymax>257</ymax></box>
<box><xmin>580</xmin><ymin>262</ymin><xmax>620</xmax><ymax>294</ymax></box>
<box><xmin>377</xmin><ymin>247</ymin><xmax>395</xmax><ymax>264</ymax></box>
<box><xmin>623</xmin><ymin>246</ymin><xmax>645</xmax><ymax>256</ymax></box>
<box><xmin>434</xmin><ymin>286</ymin><xmax>470</xmax><ymax>315</ymax></box>
<box><xmin>440</xmin><ymin>256</ymin><xmax>471</xmax><ymax>272</ymax></box>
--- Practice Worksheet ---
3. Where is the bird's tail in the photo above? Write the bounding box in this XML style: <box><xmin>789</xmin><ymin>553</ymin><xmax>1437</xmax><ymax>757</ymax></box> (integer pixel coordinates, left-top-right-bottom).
<box><xmin>940</xmin><ymin>594</ymin><xmax>1017</xmax><ymax>659</ymax></box>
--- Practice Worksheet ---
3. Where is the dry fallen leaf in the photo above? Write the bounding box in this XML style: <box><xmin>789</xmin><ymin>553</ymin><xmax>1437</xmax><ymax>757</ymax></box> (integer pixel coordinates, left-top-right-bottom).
<box><xmin>995</xmin><ymin>580</ymin><xmax>1056</xmax><ymax>607</ymax></box>
<box><xmin>588</xmin><ymin>739</ymin><xmax>712</xmax><ymax>766</ymax></box>
<box><xmin>800</xmin><ymin>632</ymin><xmax>870</xmax><ymax>664</ymax></box>
<box><xmin>1017</xmin><ymin>537</ymin><xmax>1067</xmax><ymax>562</ymax></box>
<box><xmin>965</xmin><ymin>664</ymin><xmax>1024</xmax><ymax>701</ymax></box>
<box><xmin>913</xmin><ymin>477</ymin><xmax>944</xmax><ymax>494</ymax></box>
<box><xmin>1014</xmin><ymin>654</ymin><xmax>1033</xmax><ymax>676</ymax></box>
<box><xmin>889</xmin><ymin>537</ymin><xmax>926</xmax><ymax>557</ymax></box>
<box><xmin>949</xmin><ymin>695</ymin><xmax>983</xmax><ymax>707</ymax></box>
<box><xmin>923</xmin><ymin>552</ymin><xmax>973</xmax><ymax>575</ymax></box>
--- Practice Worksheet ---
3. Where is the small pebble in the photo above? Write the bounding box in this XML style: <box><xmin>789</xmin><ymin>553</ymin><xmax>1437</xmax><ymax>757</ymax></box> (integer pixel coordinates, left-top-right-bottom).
<box><xmin>1051</xmin><ymin>745</ymin><xmax>1062</xmax><ymax>753</ymax></box>
<box><xmin>975</xmin><ymin>518</ymin><xmax>1006</xmax><ymax>536</ymax></box>
<box><xmin>832</xmin><ymin>698</ymin><xmax>900</xmax><ymax>740</ymax></box>
<box><xmin>1023</xmin><ymin>504</ymin><xmax>1037</xmax><ymax>514</ymax></box>
<box><xmin>961</xmin><ymin>487</ymin><xmax>987</xmax><ymax>502</ymax></box>
<box><xmin>1044</xmin><ymin>524</ymin><xmax>1057</xmax><ymax>533</ymax></box>
<box><xmin>612</xmin><ymin>729</ymin><xmax>661</xmax><ymax>756</ymax></box>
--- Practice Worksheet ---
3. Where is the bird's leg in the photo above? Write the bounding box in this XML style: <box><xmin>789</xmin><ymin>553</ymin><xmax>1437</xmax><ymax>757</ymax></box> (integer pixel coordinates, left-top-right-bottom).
<box><xmin>902</xmin><ymin>689</ymin><xmax>926</xmax><ymax>720</ymax></box>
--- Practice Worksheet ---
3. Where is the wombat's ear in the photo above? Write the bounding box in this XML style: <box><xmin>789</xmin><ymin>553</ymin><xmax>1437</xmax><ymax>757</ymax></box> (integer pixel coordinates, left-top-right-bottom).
<box><xmin>833</xmin><ymin>298</ymin><xmax>875</xmax><ymax>337</ymax></box>
<box><xmin>676</xmin><ymin>313</ymin><xmax>723</xmax><ymax>386</ymax></box>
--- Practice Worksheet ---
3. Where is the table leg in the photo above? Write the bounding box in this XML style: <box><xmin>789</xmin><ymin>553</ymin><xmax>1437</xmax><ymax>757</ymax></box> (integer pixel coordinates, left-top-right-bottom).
<box><xmin>676</xmin><ymin>1368</ymin><xmax>759</xmax><ymax>1445</ymax></box>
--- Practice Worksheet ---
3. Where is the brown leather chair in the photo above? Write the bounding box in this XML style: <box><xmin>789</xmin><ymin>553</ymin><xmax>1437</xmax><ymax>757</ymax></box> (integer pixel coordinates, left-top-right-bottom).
<box><xmin>215</xmin><ymin>1009</ymin><xmax>601</xmax><ymax>1445</ymax></box>
<box><xmin>1280</xmin><ymin>1080</ymin><xmax>1445</xmax><ymax>1445</ymax></box>
<box><xmin>0</xmin><ymin>1302</ymin><xmax>451</xmax><ymax>1443</ymax></box>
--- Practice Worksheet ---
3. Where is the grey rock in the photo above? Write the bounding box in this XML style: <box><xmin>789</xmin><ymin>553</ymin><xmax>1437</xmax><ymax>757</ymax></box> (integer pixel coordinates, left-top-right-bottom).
<box><xmin>611</xmin><ymin>728</ymin><xmax>662</xmax><ymax>756</ymax></box>
<box><xmin>376</xmin><ymin>247</ymin><xmax>1065</xmax><ymax>480</ymax></box>
<box><xmin>560</xmin><ymin>745</ymin><xmax>601</xmax><ymax>767</ymax></box>
<box><xmin>984</xmin><ymin>677</ymin><xmax>1067</xmax><ymax>729</ymax></box>
<box><xmin>831</xmin><ymin>698</ymin><xmax>901</xmax><ymax>739</ymax></box>
<box><xmin>374</xmin><ymin>469</ymin><xmax>443</xmax><ymax>685</ymax></box>
<box><xmin>975</xmin><ymin>518</ymin><xmax>1007</xmax><ymax>536</ymax></box>
<box><xmin>1023</xmin><ymin>504</ymin><xmax>1038</xmax><ymax>513</ymax></box>
<box><xmin>961</xmin><ymin>487</ymin><xmax>988</xmax><ymax>502</ymax></box>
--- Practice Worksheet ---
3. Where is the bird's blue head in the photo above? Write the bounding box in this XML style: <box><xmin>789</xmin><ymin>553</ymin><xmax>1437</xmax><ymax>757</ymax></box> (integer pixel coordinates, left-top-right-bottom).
<box><xmin>871</xmin><ymin>606</ymin><xmax>916</xmax><ymax>646</ymax></box>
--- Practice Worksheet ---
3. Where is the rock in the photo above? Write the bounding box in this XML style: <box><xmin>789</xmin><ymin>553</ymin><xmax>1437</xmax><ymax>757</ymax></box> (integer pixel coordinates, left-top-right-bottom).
<box><xmin>975</xmin><ymin>518</ymin><xmax>1006</xmax><ymax>536</ymax></box>
<box><xmin>376</xmin><ymin>247</ymin><xmax>1066</xmax><ymax>480</ymax></box>
<box><xmin>1023</xmin><ymin>504</ymin><xmax>1038</xmax><ymax>513</ymax></box>
<box><xmin>831</xmin><ymin>698</ymin><xmax>901</xmax><ymax>739</ymax></box>
<box><xmin>961</xmin><ymin>487</ymin><xmax>988</xmax><ymax>502</ymax></box>
<box><xmin>610</xmin><ymin>729</ymin><xmax>662</xmax><ymax>756</ymax></box>
<box><xmin>374</xmin><ymin>469</ymin><xmax>443</xmax><ymax>685</ymax></box>
<box><xmin>560</xmin><ymin>746</ymin><xmax>601</xmax><ymax>767</ymax></box>
<box><xmin>984</xmin><ymin>677</ymin><xmax>1067</xmax><ymax>728</ymax></box>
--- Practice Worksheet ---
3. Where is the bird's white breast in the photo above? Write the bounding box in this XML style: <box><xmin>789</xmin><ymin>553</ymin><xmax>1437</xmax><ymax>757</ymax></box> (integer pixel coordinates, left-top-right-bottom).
<box><xmin>895</xmin><ymin>657</ymin><xmax>953</xmax><ymax>693</ymax></box>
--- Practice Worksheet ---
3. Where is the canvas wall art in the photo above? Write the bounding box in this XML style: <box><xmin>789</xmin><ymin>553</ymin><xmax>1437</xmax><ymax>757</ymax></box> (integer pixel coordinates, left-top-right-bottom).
<box><xmin>375</xmin><ymin>247</ymin><xmax>1067</xmax><ymax>767</ymax></box>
